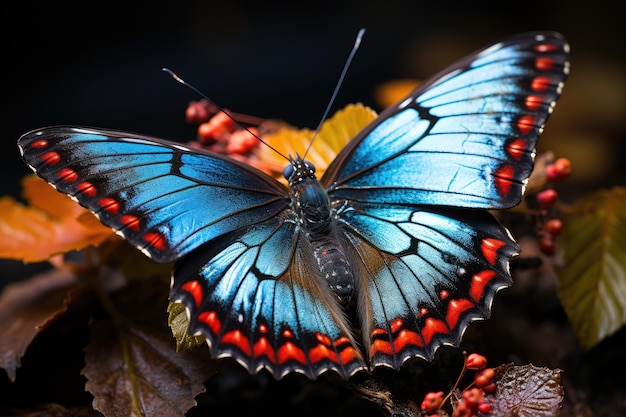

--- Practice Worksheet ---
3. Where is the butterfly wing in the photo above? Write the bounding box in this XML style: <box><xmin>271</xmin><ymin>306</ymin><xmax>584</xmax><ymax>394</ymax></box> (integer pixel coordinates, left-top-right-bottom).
<box><xmin>323</xmin><ymin>31</ymin><xmax>569</xmax><ymax>209</ymax></box>
<box><xmin>322</xmin><ymin>32</ymin><xmax>569</xmax><ymax>368</ymax></box>
<box><xmin>18</xmin><ymin>126</ymin><xmax>289</xmax><ymax>262</ymax></box>
<box><xmin>18</xmin><ymin>126</ymin><xmax>366</xmax><ymax>379</ymax></box>
<box><xmin>338</xmin><ymin>203</ymin><xmax>517</xmax><ymax>368</ymax></box>
<box><xmin>172</xmin><ymin>218</ymin><xmax>366</xmax><ymax>379</ymax></box>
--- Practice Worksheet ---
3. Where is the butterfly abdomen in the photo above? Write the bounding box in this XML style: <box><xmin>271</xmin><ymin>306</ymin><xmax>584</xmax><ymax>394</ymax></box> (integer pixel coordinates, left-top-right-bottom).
<box><xmin>312</xmin><ymin>240</ymin><xmax>354</xmax><ymax>305</ymax></box>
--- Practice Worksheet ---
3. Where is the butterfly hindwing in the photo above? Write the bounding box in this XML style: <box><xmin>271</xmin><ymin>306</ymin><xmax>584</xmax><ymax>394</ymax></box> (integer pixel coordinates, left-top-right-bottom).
<box><xmin>323</xmin><ymin>32</ymin><xmax>569</xmax><ymax>209</ymax></box>
<box><xmin>18</xmin><ymin>126</ymin><xmax>289</xmax><ymax>262</ymax></box>
<box><xmin>337</xmin><ymin>203</ymin><xmax>517</xmax><ymax>368</ymax></box>
<box><xmin>172</xmin><ymin>216</ymin><xmax>366</xmax><ymax>379</ymax></box>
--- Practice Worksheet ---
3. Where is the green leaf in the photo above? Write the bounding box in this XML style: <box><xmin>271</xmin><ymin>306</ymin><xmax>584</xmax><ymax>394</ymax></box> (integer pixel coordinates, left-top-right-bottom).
<box><xmin>556</xmin><ymin>186</ymin><xmax>626</xmax><ymax>350</ymax></box>
<box><xmin>168</xmin><ymin>301</ymin><xmax>206</xmax><ymax>352</ymax></box>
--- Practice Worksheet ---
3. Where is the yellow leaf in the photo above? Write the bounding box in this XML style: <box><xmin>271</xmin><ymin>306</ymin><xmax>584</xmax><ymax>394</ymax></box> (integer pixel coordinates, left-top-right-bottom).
<box><xmin>255</xmin><ymin>103</ymin><xmax>378</xmax><ymax>183</ymax></box>
<box><xmin>556</xmin><ymin>186</ymin><xmax>626</xmax><ymax>350</ymax></box>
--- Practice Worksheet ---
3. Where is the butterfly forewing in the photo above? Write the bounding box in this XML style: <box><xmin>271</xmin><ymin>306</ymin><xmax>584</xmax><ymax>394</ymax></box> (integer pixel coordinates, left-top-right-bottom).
<box><xmin>18</xmin><ymin>127</ymin><xmax>289</xmax><ymax>263</ymax></box>
<box><xmin>323</xmin><ymin>32</ymin><xmax>569</xmax><ymax>210</ymax></box>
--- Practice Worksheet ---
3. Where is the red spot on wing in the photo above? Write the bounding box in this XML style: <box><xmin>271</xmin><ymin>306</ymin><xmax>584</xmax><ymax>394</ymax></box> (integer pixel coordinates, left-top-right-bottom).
<box><xmin>517</xmin><ymin>115</ymin><xmax>535</xmax><ymax>135</ymax></box>
<box><xmin>315</xmin><ymin>332</ymin><xmax>332</xmax><ymax>347</ymax></box>
<box><xmin>506</xmin><ymin>139</ymin><xmax>527</xmax><ymax>160</ymax></box>
<box><xmin>393</xmin><ymin>328</ymin><xmax>424</xmax><ymax>352</ymax></box>
<box><xmin>309</xmin><ymin>343</ymin><xmax>340</xmax><ymax>364</ymax></box>
<box><xmin>481</xmin><ymin>238</ymin><xmax>507</xmax><ymax>265</ymax></box>
<box><xmin>258</xmin><ymin>323</ymin><xmax>269</xmax><ymax>334</ymax></box>
<box><xmin>370</xmin><ymin>339</ymin><xmax>393</xmax><ymax>357</ymax></box>
<box><xmin>535</xmin><ymin>43</ymin><xmax>558</xmax><ymax>53</ymax></box>
<box><xmin>222</xmin><ymin>330</ymin><xmax>251</xmax><ymax>356</ymax></box>
<box><xmin>30</xmin><ymin>139</ymin><xmax>48</xmax><ymax>149</ymax></box>
<box><xmin>143</xmin><ymin>231</ymin><xmax>166</xmax><ymax>251</ymax></box>
<box><xmin>390</xmin><ymin>318</ymin><xmax>404</xmax><ymax>333</ymax></box>
<box><xmin>277</xmin><ymin>341</ymin><xmax>307</xmax><ymax>365</ymax></box>
<box><xmin>197</xmin><ymin>311</ymin><xmax>221</xmax><ymax>336</ymax></box>
<box><xmin>282</xmin><ymin>329</ymin><xmax>294</xmax><ymax>339</ymax></box>
<box><xmin>76</xmin><ymin>181</ymin><xmax>96</xmax><ymax>197</ymax></box>
<box><xmin>180</xmin><ymin>280</ymin><xmax>203</xmax><ymax>308</ymax></box>
<box><xmin>493</xmin><ymin>165</ymin><xmax>515</xmax><ymax>196</ymax></box>
<box><xmin>525</xmin><ymin>95</ymin><xmax>544</xmax><ymax>111</ymax></box>
<box><xmin>422</xmin><ymin>317</ymin><xmax>449</xmax><ymax>345</ymax></box>
<box><xmin>535</xmin><ymin>57</ymin><xmax>555</xmax><ymax>71</ymax></box>
<box><xmin>531</xmin><ymin>76</ymin><xmax>551</xmax><ymax>92</ymax></box>
<box><xmin>119</xmin><ymin>214</ymin><xmax>140</xmax><ymax>232</ymax></box>
<box><xmin>58</xmin><ymin>168</ymin><xmax>78</xmax><ymax>182</ymax></box>
<box><xmin>338</xmin><ymin>344</ymin><xmax>362</xmax><ymax>365</ymax></box>
<box><xmin>470</xmin><ymin>270</ymin><xmax>498</xmax><ymax>303</ymax></box>
<box><xmin>98</xmin><ymin>197</ymin><xmax>119</xmax><ymax>214</ymax></box>
<box><xmin>439</xmin><ymin>290</ymin><xmax>449</xmax><ymax>300</ymax></box>
<box><xmin>446</xmin><ymin>299</ymin><xmax>474</xmax><ymax>329</ymax></box>
<box><xmin>41</xmin><ymin>151</ymin><xmax>60</xmax><ymax>165</ymax></box>
<box><xmin>253</xmin><ymin>337</ymin><xmax>276</xmax><ymax>362</ymax></box>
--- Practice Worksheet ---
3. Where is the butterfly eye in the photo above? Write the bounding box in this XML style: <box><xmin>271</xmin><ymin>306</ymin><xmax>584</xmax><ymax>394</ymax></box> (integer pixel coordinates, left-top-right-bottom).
<box><xmin>283</xmin><ymin>164</ymin><xmax>295</xmax><ymax>180</ymax></box>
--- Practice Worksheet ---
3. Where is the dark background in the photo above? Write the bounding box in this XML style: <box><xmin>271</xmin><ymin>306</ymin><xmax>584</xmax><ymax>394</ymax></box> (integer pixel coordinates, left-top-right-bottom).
<box><xmin>2</xmin><ymin>1</ymin><xmax>625</xmax><ymax>415</ymax></box>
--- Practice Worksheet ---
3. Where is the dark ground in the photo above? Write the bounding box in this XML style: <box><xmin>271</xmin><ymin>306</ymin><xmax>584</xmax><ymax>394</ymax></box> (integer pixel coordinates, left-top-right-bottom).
<box><xmin>2</xmin><ymin>1</ymin><xmax>625</xmax><ymax>416</ymax></box>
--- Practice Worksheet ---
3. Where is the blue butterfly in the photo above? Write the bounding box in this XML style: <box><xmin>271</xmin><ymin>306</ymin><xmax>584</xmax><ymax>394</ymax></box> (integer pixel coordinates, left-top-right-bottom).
<box><xmin>18</xmin><ymin>31</ymin><xmax>569</xmax><ymax>380</ymax></box>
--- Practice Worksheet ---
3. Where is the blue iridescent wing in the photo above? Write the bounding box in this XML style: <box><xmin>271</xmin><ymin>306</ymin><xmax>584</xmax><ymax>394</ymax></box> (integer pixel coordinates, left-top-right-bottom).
<box><xmin>322</xmin><ymin>32</ymin><xmax>569</xmax><ymax>367</ymax></box>
<box><xmin>18</xmin><ymin>126</ymin><xmax>367</xmax><ymax>379</ymax></box>
<box><xmin>18</xmin><ymin>127</ymin><xmax>288</xmax><ymax>262</ymax></box>
<box><xmin>172</xmin><ymin>219</ymin><xmax>366</xmax><ymax>379</ymax></box>
<box><xmin>323</xmin><ymin>32</ymin><xmax>569</xmax><ymax>209</ymax></box>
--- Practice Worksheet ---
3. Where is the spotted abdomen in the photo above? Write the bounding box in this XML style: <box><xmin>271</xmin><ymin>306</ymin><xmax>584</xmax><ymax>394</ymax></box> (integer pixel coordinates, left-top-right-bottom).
<box><xmin>313</xmin><ymin>240</ymin><xmax>354</xmax><ymax>305</ymax></box>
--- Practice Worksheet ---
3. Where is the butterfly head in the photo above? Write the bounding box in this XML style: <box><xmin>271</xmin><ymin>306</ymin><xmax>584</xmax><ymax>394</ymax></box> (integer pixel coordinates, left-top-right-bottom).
<box><xmin>283</xmin><ymin>154</ymin><xmax>317</xmax><ymax>186</ymax></box>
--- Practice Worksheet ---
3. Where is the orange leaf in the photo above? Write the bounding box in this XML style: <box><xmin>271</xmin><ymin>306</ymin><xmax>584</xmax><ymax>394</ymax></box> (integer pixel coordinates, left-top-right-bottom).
<box><xmin>21</xmin><ymin>175</ymin><xmax>85</xmax><ymax>218</ymax></box>
<box><xmin>373</xmin><ymin>79</ymin><xmax>421</xmax><ymax>108</ymax></box>
<box><xmin>0</xmin><ymin>193</ymin><xmax>114</xmax><ymax>263</ymax></box>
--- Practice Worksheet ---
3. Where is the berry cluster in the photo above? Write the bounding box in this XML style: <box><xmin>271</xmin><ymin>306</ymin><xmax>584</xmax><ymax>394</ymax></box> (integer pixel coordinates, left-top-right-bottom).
<box><xmin>534</xmin><ymin>157</ymin><xmax>572</xmax><ymax>255</ymax></box>
<box><xmin>420</xmin><ymin>352</ymin><xmax>496</xmax><ymax>417</ymax></box>
<box><xmin>185</xmin><ymin>99</ymin><xmax>262</xmax><ymax>157</ymax></box>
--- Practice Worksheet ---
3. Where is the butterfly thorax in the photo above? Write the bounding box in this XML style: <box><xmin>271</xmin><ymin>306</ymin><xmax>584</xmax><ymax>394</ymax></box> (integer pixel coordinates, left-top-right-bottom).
<box><xmin>285</xmin><ymin>156</ymin><xmax>354</xmax><ymax>305</ymax></box>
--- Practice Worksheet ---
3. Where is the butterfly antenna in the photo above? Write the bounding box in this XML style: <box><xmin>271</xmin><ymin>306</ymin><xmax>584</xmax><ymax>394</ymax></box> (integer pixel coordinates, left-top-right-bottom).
<box><xmin>162</xmin><ymin>67</ymin><xmax>290</xmax><ymax>160</ymax></box>
<box><xmin>303</xmin><ymin>28</ymin><xmax>365</xmax><ymax>160</ymax></box>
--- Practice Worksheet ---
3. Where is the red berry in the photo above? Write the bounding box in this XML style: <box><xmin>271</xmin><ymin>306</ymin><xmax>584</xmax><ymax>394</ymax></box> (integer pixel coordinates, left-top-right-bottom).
<box><xmin>474</xmin><ymin>368</ymin><xmax>495</xmax><ymax>388</ymax></box>
<box><xmin>185</xmin><ymin>100</ymin><xmax>211</xmax><ymax>124</ymax></box>
<box><xmin>539</xmin><ymin>234</ymin><xmax>555</xmax><ymax>256</ymax></box>
<box><xmin>420</xmin><ymin>391</ymin><xmax>444</xmax><ymax>412</ymax></box>
<box><xmin>227</xmin><ymin>127</ymin><xmax>260</xmax><ymax>155</ymax></box>
<box><xmin>546</xmin><ymin>157</ymin><xmax>572</xmax><ymax>182</ymax></box>
<box><xmin>545</xmin><ymin>218</ymin><xmax>563</xmax><ymax>236</ymax></box>
<box><xmin>536</xmin><ymin>189</ymin><xmax>558</xmax><ymax>209</ymax></box>
<box><xmin>462</xmin><ymin>387</ymin><xmax>483</xmax><ymax>410</ymax></box>
<box><xmin>478</xmin><ymin>402</ymin><xmax>494</xmax><ymax>414</ymax></box>
<box><xmin>465</xmin><ymin>353</ymin><xmax>487</xmax><ymax>370</ymax></box>
<box><xmin>481</xmin><ymin>382</ymin><xmax>497</xmax><ymax>394</ymax></box>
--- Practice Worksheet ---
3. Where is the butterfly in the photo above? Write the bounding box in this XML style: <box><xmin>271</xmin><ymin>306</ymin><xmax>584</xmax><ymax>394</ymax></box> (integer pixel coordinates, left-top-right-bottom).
<box><xmin>18</xmin><ymin>31</ymin><xmax>569</xmax><ymax>380</ymax></box>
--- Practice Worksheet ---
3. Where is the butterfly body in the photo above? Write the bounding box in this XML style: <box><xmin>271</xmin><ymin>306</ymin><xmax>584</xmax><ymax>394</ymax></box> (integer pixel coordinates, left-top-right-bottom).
<box><xmin>18</xmin><ymin>32</ymin><xmax>569</xmax><ymax>380</ymax></box>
